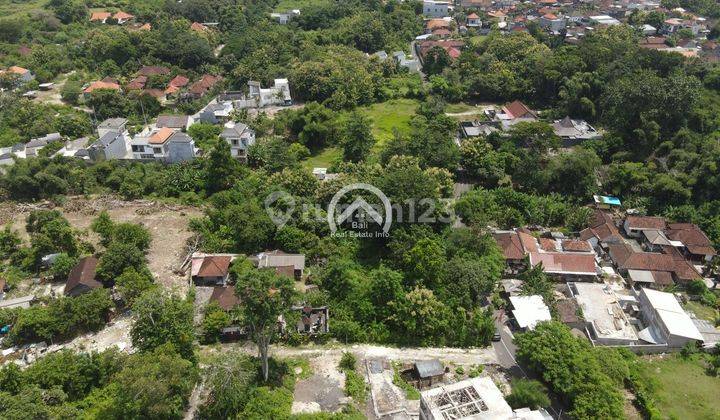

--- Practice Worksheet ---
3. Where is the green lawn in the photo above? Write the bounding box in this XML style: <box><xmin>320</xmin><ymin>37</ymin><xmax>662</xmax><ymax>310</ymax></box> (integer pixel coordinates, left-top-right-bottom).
<box><xmin>359</xmin><ymin>98</ymin><xmax>419</xmax><ymax>151</ymax></box>
<box><xmin>301</xmin><ymin>147</ymin><xmax>341</xmax><ymax>170</ymax></box>
<box><xmin>639</xmin><ymin>355</ymin><xmax>720</xmax><ymax>419</ymax></box>
<box><xmin>273</xmin><ymin>0</ymin><xmax>328</xmax><ymax>11</ymax></box>
<box><xmin>445</xmin><ymin>102</ymin><xmax>478</xmax><ymax>114</ymax></box>
<box><xmin>683</xmin><ymin>300</ymin><xmax>718</xmax><ymax>323</ymax></box>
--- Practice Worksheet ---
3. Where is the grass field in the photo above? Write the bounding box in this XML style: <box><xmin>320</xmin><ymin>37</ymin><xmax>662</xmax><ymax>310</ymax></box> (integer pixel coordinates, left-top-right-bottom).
<box><xmin>359</xmin><ymin>98</ymin><xmax>419</xmax><ymax>150</ymax></box>
<box><xmin>0</xmin><ymin>0</ymin><xmax>46</xmax><ymax>18</ymax></box>
<box><xmin>301</xmin><ymin>147</ymin><xmax>341</xmax><ymax>170</ymax></box>
<box><xmin>273</xmin><ymin>0</ymin><xmax>328</xmax><ymax>11</ymax></box>
<box><xmin>639</xmin><ymin>355</ymin><xmax>720</xmax><ymax>419</ymax></box>
<box><xmin>683</xmin><ymin>300</ymin><xmax>718</xmax><ymax>322</ymax></box>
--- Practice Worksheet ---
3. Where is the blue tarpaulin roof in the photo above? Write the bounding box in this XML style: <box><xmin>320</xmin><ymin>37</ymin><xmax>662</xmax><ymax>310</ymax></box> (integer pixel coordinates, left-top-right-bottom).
<box><xmin>595</xmin><ymin>195</ymin><xmax>621</xmax><ymax>206</ymax></box>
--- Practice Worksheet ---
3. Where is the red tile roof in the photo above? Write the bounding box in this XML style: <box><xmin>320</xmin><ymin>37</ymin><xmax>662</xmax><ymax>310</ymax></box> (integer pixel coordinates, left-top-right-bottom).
<box><xmin>65</xmin><ymin>256</ymin><xmax>102</xmax><ymax>294</ymax></box>
<box><xmin>539</xmin><ymin>238</ymin><xmax>558</xmax><ymax>252</ymax></box>
<box><xmin>113</xmin><ymin>11</ymin><xmax>134</xmax><ymax>20</ymax></box>
<box><xmin>625</xmin><ymin>215</ymin><xmax>666</xmax><ymax>230</ymax></box>
<box><xmin>502</xmin><ymin>100</ymin><xmax>537</xmax><ymax>119</ymax></box>
<box><xmin>209</xmin><ymin>286</ymin><xmax>240</xmax><ymax>310</ymax></box>
<box><xmin>561</xmin><ymin>240</ymin><xmax>592</xmax><ymax>252</ymax></box>
<box><xmin>90</xmin><ymin>12</ymin><xmax>112</xmax><ymax>21</ymax></box>
<box><xmin>666</xmin><ymin>223</ymin><xmax>716</xmax><ymax>256</ymax></box>
<box><xmin>518</xmin><ymin>231</ymin><xmax>538</xmax><ymax>253</ymax></box>
<box><xmin>138</xmin><ymin>66</ymin><xmax>170</xmax><ymax>76</ymax></box>
<box><xmin>529</xmin><ymin>252</ymin><xmax>597</xmax><ymax>275</ymax></box>
<box><xmin>493</xmin><ymin>232</ymin><xmax>525</xmax><ymax>260</ymax></box>
<box><xmin>467</xmin><ymin>13</ymin><xmax>480</xmax><ymax>19</ymax></box>
<box><xmin>191</xmin><ymin>22</ymin><xmax>209</xmax><ymax>32</ymax></box>
<box><xmin>168</xmin><ymin>75</ymin><xmax>189</xmax><ymax>88</ymax></box>
<box><xmin>149</xmin><ymin>127</ymin><xmax>175</xmax><ymax>144</ymax></box>
<box><xmin>197</xmin><ymin>256</ymin><xmax>232</xmax><ymax>277</ymax></box>
<box><xmin>84</xmin><ymin>80</ymin><xmax>121</xmax><ymax>93</ymax></box>
<box><xmin>189</xmin><ymin>74</ymin><xmax>221</xmax><ymax>96</ymax></box>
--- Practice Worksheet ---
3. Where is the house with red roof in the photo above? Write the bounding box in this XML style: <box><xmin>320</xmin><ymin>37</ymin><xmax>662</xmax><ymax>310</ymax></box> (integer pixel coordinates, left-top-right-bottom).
<box><xmin>83</xmin><ymin>80</ymin><xmax>121</xmax><ymax>97</ymax></box>
<box><xmin>466</xmin><ymin>13</ymin><xmax>481</xmax><ymax>27</ymax></box>
<box><xmin>1</xmin><ymin>66</ymin><xmax>34</xmax><ymax>84</ymax></box>
<box><xmin>89</xmin><ymin>11</ymin><xmax>134</xmax><ymax>24</ymax></box>
<box><xmin>191</xmin><ymin>253</ymin><xmax>237</xmax><ymax>286</ymax></box>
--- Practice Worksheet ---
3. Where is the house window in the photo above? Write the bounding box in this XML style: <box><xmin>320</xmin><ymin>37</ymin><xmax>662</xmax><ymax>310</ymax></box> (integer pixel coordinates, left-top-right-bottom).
<box><xmin>232</xmin><ymin>139</ymin><xmax>239</xmax><ymax>146</ymax></box>
<box><xmin>153</xmin><ymin>147</ymin><xmax>162</xmax><ymax>154</ymax></box>
<box><xmin>131</xmin><ymin>145</ymin><xmax>144</xmax><ymax>152</ymax></box>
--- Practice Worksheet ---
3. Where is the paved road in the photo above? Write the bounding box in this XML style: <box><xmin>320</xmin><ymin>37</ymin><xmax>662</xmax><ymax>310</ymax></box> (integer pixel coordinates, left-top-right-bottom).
<box><xmin>492</xmin><ymin>310</ymin><xmax>567</xmax><ymax>419</ymax></box>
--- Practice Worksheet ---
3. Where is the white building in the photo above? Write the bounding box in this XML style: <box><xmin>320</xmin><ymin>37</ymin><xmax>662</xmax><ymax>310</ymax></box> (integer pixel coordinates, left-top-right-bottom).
<box><xmin>270</xmin><ymin>9</ymin><xmax>300</xmax><ymax>24</ymax></box>
<box><xmin>423</xmin><ymin>1</ymin><xmax>450</xmax><ymax>18</ymax></box>
<box><xmin>637</xmin><ymin>288</ymin><xmax>703</xmax><ymax>348</ymax></box>
<box><xmin>420</xmin><ymin>377</ymin><xmax>551</xmax><ymax>420</ymax></box>
<box><xmin>509</xmin><ymin>295</ymin><xmax>551</xmax><ymax>331</ymax></box>
<box><xmin>220</xmin><ymin>122</ymin><xmax>256</xmax><ymax>160</ymax></box>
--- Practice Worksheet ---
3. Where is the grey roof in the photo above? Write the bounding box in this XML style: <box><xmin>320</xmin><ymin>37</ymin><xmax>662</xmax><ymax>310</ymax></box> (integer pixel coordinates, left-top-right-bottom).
<box><xmin>43</xmin><ymin>132</ymin><xmax>62</xmax><ymax>142</ymax></box>
<box><xmin>168</xmin><ymin>132</ymin><xmax>193</xmax><ymax>143</ymax></box>
<box><xmin>97</xmin><ymin>131</ymin><xmax>122</xmax><ymax>148</ymax></box>
<box><xmin>220</xmin><ymin>123</ymin><xmax>249</xmax><ymax>138</ymax></box>
<box><xmin>205</xmin><ymin>103</ymin><xmax>228</xmax><ymax>112</ymax></box>
<box><xmin>74</xmin><ymin>149</ymin><xmax>89</xmax><ymax>157</ymax></box>
<box><xmin>98</xmin><ymin>118</ymin><xmax>127</xmax><ymax>129</ymax></box>
<box><xmin>25</xmin><ymin>138</ymin><xmax>48</xmax><ymax>148</ymax></box>
<box><xmin>375</xmin><ymin>50</ymin><xmax>388</xmax><ymax>60</ymax></box>
<box><xmin>0</xmin><ymin>152</ymin><xmax>13</xmax><ymax>160</ymax></box>
<box><xmin>11</xmin><ymin>143</ymin><xmax>25</xmax><ymax>152</ymax></box>
<box><xmin>414</xmin><ymin>360</ymin><xmax>444</xmax><ymax>378</ymax></box>
<box><xmin>156</xmin><ymin>115</ymin><xmax>189</xmax><ymax>128</ymax></box>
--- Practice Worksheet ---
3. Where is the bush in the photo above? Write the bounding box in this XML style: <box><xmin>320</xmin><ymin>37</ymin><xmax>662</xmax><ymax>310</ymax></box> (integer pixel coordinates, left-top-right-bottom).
<box><xmin>9</xmin><ymin>289</ymin><xmax>112</xmax><ymax>345</ymax></box>
<box><xmin>506</xmin><ymin>379</ymin><xmax>550</xmax><ymax>410</ymax></box>
<box><xmin>339</xmin><ymin>351</ymin><xmax>357</xmax><ymax>372</ymax></box>
<box><xmin>344</xmin><ymin>370</ymin><xmax>368</xmax><ymax>402</ymax></box>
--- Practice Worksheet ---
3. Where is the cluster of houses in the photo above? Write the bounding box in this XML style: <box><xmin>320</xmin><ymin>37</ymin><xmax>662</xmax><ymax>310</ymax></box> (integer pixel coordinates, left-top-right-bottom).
<box><xmin>458</xmin><ymin>100</ymin><xmax>600</xmax><ymax>147</ymax></box>
<box><xmin>0</xmin><ymin>78</ymin><xmax>293</xmax><ymax>167</ymax></box>
<box><xmin>189</xmin><ymin>250</ymin><xmax>329</xmax><ymax>338</ymax></box>
<box><xmin>493</xmin><ymin>198</ymin><xmax>719</xmax><ymax>351</ymax></box>
<box><xmin>414</xmin><ymin>0</ymin><xmax>718</xmax><ymax>62</ymax></box>
<box><xmin>82</xmin><ymin>66</ymin><xmax>225</xmax><ymax>104</ymax></box>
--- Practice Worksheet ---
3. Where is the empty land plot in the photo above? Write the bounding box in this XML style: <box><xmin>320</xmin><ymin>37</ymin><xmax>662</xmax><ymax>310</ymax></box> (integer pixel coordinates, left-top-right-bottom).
<box><xmin>3</xmin><ymin>197</ymin><xmax>201</xmax><ymax>293</ymax></box>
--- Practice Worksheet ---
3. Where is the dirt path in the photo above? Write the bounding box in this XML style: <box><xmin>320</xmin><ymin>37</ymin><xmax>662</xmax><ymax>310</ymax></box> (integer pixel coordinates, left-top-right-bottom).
<box><xmin>204</xmin><ymin>342</ymin><xmax>498</xmax><ymax>366</ymax></box>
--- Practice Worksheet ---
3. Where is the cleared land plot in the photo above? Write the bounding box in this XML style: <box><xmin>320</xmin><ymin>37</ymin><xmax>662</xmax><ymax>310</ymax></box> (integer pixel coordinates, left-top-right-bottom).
<box><xmin>302</xmin><ymin>146</ymin><xmax>341</xmax><ymax>170</ymax></box>
<box><xmin>274</xmin><ymin>0</ymin><xmax>328</xmax><ymax>11</ymax></box>
<box><xmin>359</xmin><ymin>98</ymin><xmax>418</xmax><ymax>151</ymax></box>
<box><xmin>2</xmin><ymin>197</ymin><xmax>201</xmax><ymax>294</ymax></box>
<box><xmin>638</xmin><ymin>355</ymin><xmax>720</xmax><ymax>419</ymax></box>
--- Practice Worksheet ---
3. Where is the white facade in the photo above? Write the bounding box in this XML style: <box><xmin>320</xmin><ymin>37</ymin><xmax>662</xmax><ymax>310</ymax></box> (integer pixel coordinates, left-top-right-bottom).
<box><xmin>637</xmin><ymin>288</ymin><xmax>703</xmax><ymax>348</ymax></box>
<box><xmin>423</xmin><ymin>1</ymin><xmax>450</xmax><ymax>18</ymax></box>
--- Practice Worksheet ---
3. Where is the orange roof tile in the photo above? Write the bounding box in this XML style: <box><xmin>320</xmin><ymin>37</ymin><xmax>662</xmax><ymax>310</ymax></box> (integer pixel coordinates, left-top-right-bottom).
<box><xmin>149</xmin><ymin>127</ymin><xmax>174</xmax><ymax>144</ymax></box>
<box><xmin>90</xmin><ymin>11</ymin><xmax>111</xmax><ymax>21</ymax></box>
<box><xmin>84</xmin><ymin>80</ymin><xmax>121</xmax><ymax>93</ymax></box>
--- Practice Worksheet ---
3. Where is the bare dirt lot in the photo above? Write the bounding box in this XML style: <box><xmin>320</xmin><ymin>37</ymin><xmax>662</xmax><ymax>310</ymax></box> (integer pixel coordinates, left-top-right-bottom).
<box><xmin>0</xmin><ymin>196</ymin><xmax>202</xmax><ymax>294</ymax></box>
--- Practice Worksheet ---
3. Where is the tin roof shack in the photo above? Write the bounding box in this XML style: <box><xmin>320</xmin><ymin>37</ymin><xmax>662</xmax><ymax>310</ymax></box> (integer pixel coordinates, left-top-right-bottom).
<box><xmin>569</xmin><ymin>282</ymin><xmax>639</xmax><ymax>346</ymax></box>
<box><xmin>419</xmin><ymin>377</ymin><xmax>550</xmax><ymax>420</ymax></box>
<box><xmin>65</xmin><ymin>257</ymin><xmax>103</xmax><ymax>297</ymax></box>
<box><xmin>252</xmin><ymin>250</ymin><xmax>305</xmax><ymax>280</ymax></box>
<box><xmin>413</xmin><ymin>359</ymin><xmax>446</xmax><ymax>388</ymax></box>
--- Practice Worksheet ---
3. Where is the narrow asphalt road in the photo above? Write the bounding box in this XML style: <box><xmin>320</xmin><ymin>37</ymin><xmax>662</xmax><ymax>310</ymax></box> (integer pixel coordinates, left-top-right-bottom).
<box><xmin>492</xmin><ymin>309</ymin><xmax>567</xmax><ymax>419</ymax></box>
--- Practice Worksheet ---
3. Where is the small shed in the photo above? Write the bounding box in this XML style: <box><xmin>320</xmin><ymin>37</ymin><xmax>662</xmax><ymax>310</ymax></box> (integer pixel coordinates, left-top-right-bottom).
<box><xmin>413</xmin><ymin>359</ymin><xmax>445</xmax><ymax>387</ymax></box>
